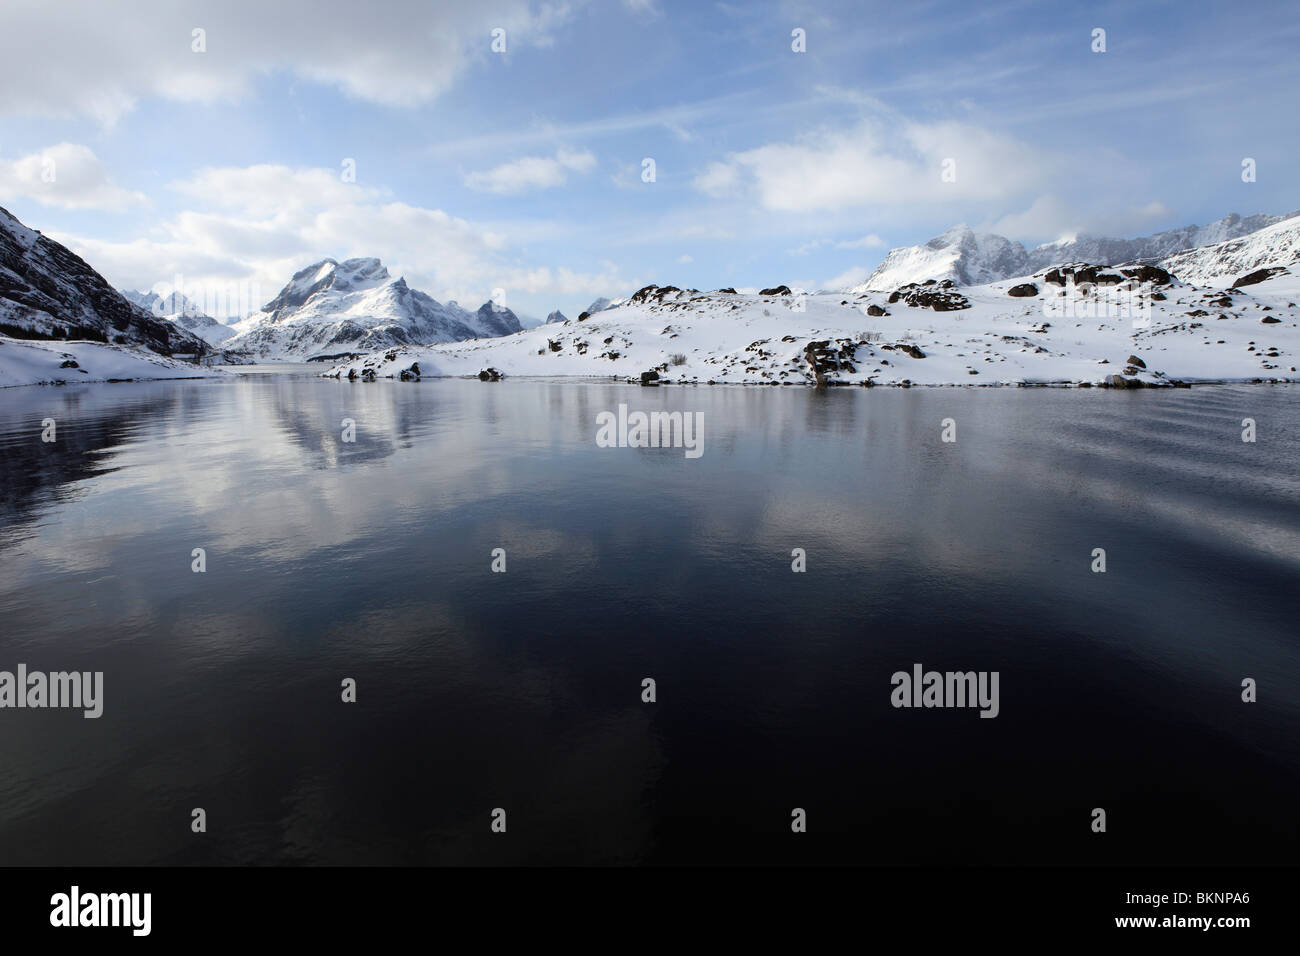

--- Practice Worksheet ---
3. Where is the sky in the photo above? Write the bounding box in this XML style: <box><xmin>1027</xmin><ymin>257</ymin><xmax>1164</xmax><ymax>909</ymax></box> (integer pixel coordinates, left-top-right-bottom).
<box><xmin>0</xmin><ymin>0</ymin><xmax>1297</xmax><ymax>321</ymax></box>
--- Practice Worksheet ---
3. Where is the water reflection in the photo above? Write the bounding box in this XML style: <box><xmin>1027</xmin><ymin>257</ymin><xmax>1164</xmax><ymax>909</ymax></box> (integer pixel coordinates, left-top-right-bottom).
<box><xmin>0</xmin><ymin>377</ymin><xmax>1297</xmax><ymax>864</ymax></box>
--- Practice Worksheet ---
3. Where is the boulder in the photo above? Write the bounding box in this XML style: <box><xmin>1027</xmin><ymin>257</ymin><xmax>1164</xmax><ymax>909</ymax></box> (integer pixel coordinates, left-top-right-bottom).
<box><xmin>1120</xmin><ymin>265</ymin><xmax>1173</xmax><ymax>286</ymax></box>
<box><xmin>760</xmin><ymin>285</ymin><xmax>792</xmax><ymax>296</ymax></box>
<box><xmin>1126</xmin><ymin>354</ymin><xmax>1146</xmax><ymax>369</ymax></box>
<box><xmin>901</xmin><ymin>287</ymin><xmax>970</xmax><ymax>311</ymax></box>
<box><xmin>640</xmin><ymin>370</ymin><xmax>660</xmax><ymax>386</ymax></box>
<box><xmin>866</xmin><ymin>304</ymin><xmax>889</xmax><ymax>316</ymax></box>
<box><xmin>478</xmin><ymin>367</ymin><xmax>503</xmax><ymax>381</ymax></box>
<box><xmin>1232</xmin><ymin>267</ymin><xmax>1288</xmax><ymax>289</ymax></box>
<box><xmin>1007</xmin><ymin>283</ymin><xmax>1038</xmax><ymax>297</ymax></box>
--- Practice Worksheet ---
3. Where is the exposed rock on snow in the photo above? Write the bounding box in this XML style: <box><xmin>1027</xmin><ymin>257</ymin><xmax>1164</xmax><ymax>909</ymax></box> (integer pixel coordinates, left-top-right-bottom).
<box><xmin>323</xmin><ymin>264</ymin><xmax>1300</xmax><ymax>388</ymax></box>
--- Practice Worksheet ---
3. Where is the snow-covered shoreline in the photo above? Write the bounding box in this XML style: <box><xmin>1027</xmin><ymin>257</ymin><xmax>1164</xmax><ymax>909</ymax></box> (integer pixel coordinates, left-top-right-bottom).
<box><xmin>0</xmin><ymin>336</ymin><xmax>224</xmax><ymax>388</ymax></box>
<box><xmin>321</xmin><ymin>265</ymin><xmax>1300</xmax><ymax>390</ymax></box>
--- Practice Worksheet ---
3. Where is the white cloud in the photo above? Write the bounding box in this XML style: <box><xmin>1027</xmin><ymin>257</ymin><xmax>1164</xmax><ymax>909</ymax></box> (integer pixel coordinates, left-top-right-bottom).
<box><xmin>172</xmin><ymin>164</ymin><xmax>388</xmax><ymax>213</ymax></box>
<box><xmin>465</xmin><ymin>148</ymin><xmax>597</xmax><ymax>194</ymax></box>
<box><xmin>836</xmin><ymin>233</ymin><xmax>885</xmax><ymax>249</ymax></box>
<box><xmin>51</xmin><ymin>163</ymin><xmax>623</xmax><ymax>309</ymax></box>
<box><xmin>0</xmin><ymin>0</ymin><xmax>581</xmax><ymax>124</ymax></box>
<box><xmin>787</xmin><ymin>239</ymin><xmax>830</xmax><ymax>256</ymax></box>
<box><xmin>0</xmin><ymin>143</ymin><xmax>145</xmax><ymax>211</ymax></box>
<box><xmin>676</xmin><ymin>254</ymin><xmax>693</xmax><ymax>264</ymax></box>
<box><xmin>622</xmin><ymin>0</ymin><xmax>661</xmax><ymax>15</ymax></box>
<box><xmin>821</xmin><ymin>265</ymin><xmax>874</xmax><ymax>290</ymax></box>
<box><xmin>692</xmin><ymin>161</ymin><xmax>741</xmax><ymax>198</ymax></box>
<box><xmin>987</xmin><ymin>195</ymin><xmax>1173</xmax><ymax>243</ymax></box>
<box><xmin>694</xmin><ymin>117</ymin><xmax>1049</xmax><ymax>211</ymax></box>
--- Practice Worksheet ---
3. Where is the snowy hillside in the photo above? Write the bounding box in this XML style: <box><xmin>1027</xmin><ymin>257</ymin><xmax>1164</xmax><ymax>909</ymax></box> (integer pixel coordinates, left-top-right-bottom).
<box><xmin>121</xmin><ymin>289</ymin><xmax>238</xmax><ymax>345</ymax></box>
<box><xmin>0</xmin><ymin>205</ymin><xmax>214</xmax><ymax>359</ymax></box>
<box><xmin>221</xmin><ymin>257</ymin><xmax>523</xmax><ymax>361</ymax></box>
<box><xmin>1158</xmin><ymin>215</ymin><xmax>1300</xmax><ymax>287</ymax></box>
<box><xmin>856</xmin><ymin>211</ymin><xmax>1300</xmax><ymax>292</ymax></box>
<box><xmin>0</xmin><ymin>335</ymin><xmax>221</xmax><ymax>388</ymax></box>
<box><xmin>323</xmin><ymin>270</ymin><xmax>1299</xmax><ymax>388</ymax></box>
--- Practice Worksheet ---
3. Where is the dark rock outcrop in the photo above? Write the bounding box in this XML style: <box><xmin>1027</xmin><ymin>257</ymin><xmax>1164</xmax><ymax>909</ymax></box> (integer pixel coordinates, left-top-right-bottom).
<box><xmin>1232</xmin><ymin>267</ymin><xmax>1289</xmax><ymax>288</ymax></box>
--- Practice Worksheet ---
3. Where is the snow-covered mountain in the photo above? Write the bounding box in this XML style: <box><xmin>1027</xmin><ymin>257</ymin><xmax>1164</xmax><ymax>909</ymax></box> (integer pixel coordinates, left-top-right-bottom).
<box><xmin>853</xmin><ymin>225</ymin><xmax>1030</xmax><ymax>290</ymax></box>
<box><xmin>855</xmin><ymin>211</ymin><xmax>1300</xmax><ymax>292</ymax></box>
<box><xmin>121</xmin><ymin>289</ymin><xmax>238</xmax><ymax>345</ymax></box>
<box><xmin>582</xmin><ymin>297</ymin><xmax>616</xmax><ymax>317</ymax></box>
<box><xmin>323</xmin><ymin>267</ymin><xmax>1300</xmax><ymax>388</ymax></box>
<box><xmin>0</xmin><ymin>205</ymin><xmax>214</xmax><ymax>359</ymax></box>
<box><xmin>1158</xmin><ymin>215</ymin><xmax>1300</xmax><ymax>286</ymax></box>
<box><xmin>221</xmin><ymin>257</ymin><xmax>523</xmax><ymax>361</ymax></box>
<box><xmin>545</xmin><ymin>310</ymin><xmax>568</xmax><ymax>324</ymax></box>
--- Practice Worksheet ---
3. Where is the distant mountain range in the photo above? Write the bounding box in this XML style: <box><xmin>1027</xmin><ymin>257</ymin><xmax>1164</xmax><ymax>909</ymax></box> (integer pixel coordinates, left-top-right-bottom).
<box><xmin>220</xmin><ymin>257</ymin><xmax>523</xmax><ymax>361</ymax></box>
<box><xmin>853</xmin><ymin>211</ymin><xmax>1300</xmax><ymax>292</ymax></box>
<box><xmin>120</xmin><ymin>289</ymin><xmax>238</xmax><ymax>346</ymax></box>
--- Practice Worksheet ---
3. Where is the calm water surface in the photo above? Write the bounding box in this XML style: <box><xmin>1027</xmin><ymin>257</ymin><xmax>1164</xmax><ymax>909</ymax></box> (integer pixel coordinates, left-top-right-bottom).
<box><xmin>0</xmin><ymin>374</ymin><xmax>1297</xmax><ymax>864</ymax></box>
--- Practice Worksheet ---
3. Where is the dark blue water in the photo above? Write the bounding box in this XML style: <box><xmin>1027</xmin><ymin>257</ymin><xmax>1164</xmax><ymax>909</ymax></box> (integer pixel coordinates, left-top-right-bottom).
<box><xmin>0</xmin><ymin>375</ymin><xmax>1297</xmax><ymax>864</ymax></box>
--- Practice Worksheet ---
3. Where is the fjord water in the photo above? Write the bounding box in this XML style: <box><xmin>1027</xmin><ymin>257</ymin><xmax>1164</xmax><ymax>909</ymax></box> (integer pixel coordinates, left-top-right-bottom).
<box><xmin>0</xmin><ymin>374</ymin><xmax>1297</xmax><ymax>865</ymax></box>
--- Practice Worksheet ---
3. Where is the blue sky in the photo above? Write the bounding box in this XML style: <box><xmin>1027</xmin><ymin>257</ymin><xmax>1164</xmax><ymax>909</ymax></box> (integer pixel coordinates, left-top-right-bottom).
<box><xmin>0</xmin><ymin>0</ymin><xmax>1297</xmax><ymax>319</ymax></box>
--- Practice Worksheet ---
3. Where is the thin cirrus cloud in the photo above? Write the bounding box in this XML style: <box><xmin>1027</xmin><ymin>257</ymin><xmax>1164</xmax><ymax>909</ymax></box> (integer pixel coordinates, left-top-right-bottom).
<box><xmin>464</xmin><ymin>149</ymin><xmax>598</xmax><ymax>194</ymax></box>
<box><xmin>0</xmin><ymin>143</ymin><xmax>146</xmax><ymax>211</ymax></box>
<box><xmin>787</xmin><ymin>235</ymin><xmax>885</xmax><ymax>256</ymax></box>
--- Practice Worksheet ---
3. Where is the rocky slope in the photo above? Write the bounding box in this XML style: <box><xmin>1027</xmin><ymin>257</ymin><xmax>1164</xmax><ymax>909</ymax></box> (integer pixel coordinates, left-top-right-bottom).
<box><xmin>0</xmin><ymin>205</ymin><xmax>213</xmax><ymax>358</ymax></box>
